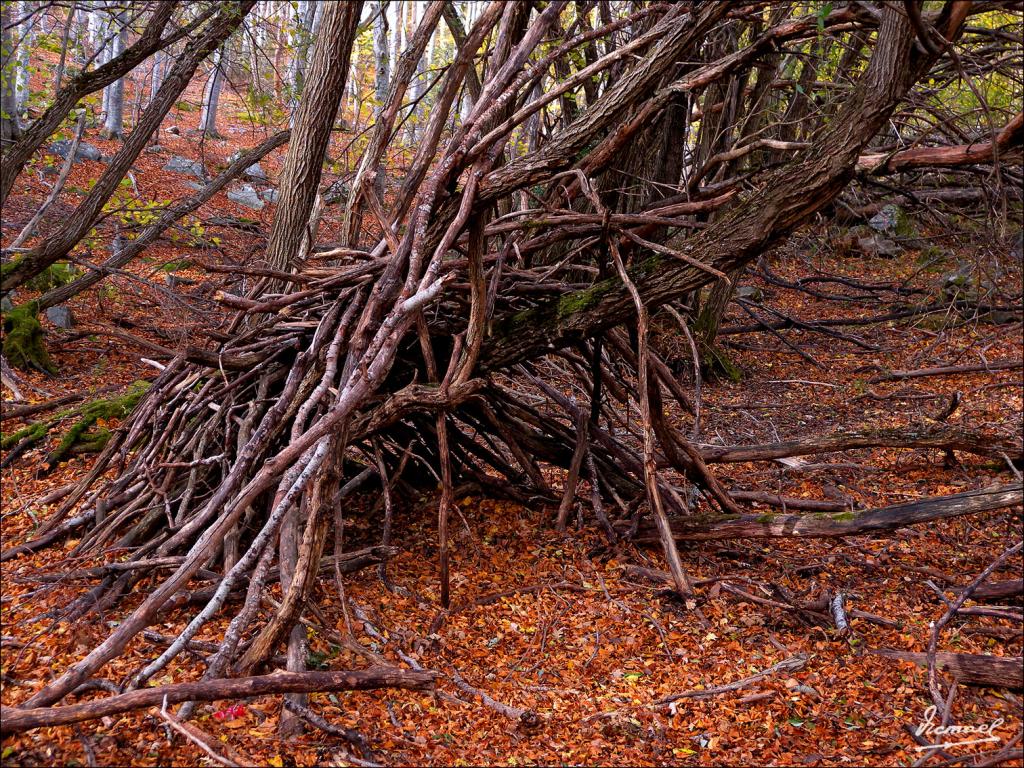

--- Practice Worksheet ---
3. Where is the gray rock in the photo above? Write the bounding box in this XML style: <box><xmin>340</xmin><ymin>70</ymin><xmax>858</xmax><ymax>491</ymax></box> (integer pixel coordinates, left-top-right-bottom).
<box><xmin>868</xmin><ymin>204</ymin><xmax>901</xmax><ymax>233</ymax></box>
<box><xmin>185</xmin><ymin>181</ymin><xmax>206</xmax><ymax>192</ymax></box>
<box><xmin>163</xmin><ymin>156</ymin><xmax>206</xmax><ymax>179</ymax></box>
<box><xmin>228</xmin><ymin>150</ymin><xmax>269</xmax><ymax>181</ymax></box>
<box><xmin>165</xmin><ymin>126</ymin><xmax>181</xmax><ymax>135</ymax></box>
<box><xmin>1011</xmin><ymin>230</ymin><xmax>1023</xmax><ymax>260</ymax></box>
<box><xmin>49</xmin><ymin>140</ymin><xmax>104</xmax><ymax>163</ymax></box>
<box><xmin>165</xmin><ymin>273</ymin><xmax>197</xmax><ymax>289</ymax></box>
<box><xmin>45</xmin><ymin>306</ymin><xmax>74</xmax><ymax>329</ymax></box>
<box><xmin>143</xmin><ymin>145</ymin><xmax>166</xmax><ymax>154</ymax></box>
<box><xmin>1</xmin><ymin>295</ymin><xmax>13</xmax><ymax>312</ymax></box>
<box><xmin>855</xmin><ymin>233</ymin><xmax>901</xmax><ymax>258</ymax></box>
<box><xmin>322</xmin><ymin>178</ymin><xmax>350</xmax><ymax>205</ymax></box>
<box><xmin>245</xmin><ymin>163</ymin><xmax>268</xmax><ymax>181</ymax></box>
<box><xmin>259</xmin><ymin>187</ymin><xmax>279</xmax><ymax>204</ymax></box>
<box><xmin>227</xmin><ymin>183</ymin><xmax>265</xmax><ymax>211</ymax></box>
<box><xmin>736</xmin><ymin>285</ymin><xmax>763</xmax><ymax>301</ymax></box>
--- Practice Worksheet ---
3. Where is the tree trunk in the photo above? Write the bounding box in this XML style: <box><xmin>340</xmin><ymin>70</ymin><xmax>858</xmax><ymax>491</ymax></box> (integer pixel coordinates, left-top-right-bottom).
<box><xmin>1</xmin><ymin>2</ymin><xmax>256</xmax><ymax>294</ymax></box>
<box><xmin>101</xmin><ymin>9</ymin><xmax>128</xmax><ymax>139</ymax></box>
<box><xmin>149</xmin><ymin>50</ymin><xmax>164</xmax><ymax>107</ymax></box>
<box><xmin>15</xmin><ymin>1</ymin><xmax>34</xmax><ymax>123</ymax></box>
<box><xmin>0</xmin><ymin>2</ymin><xmax>21</xmax><ymax>143</ymax></box>
<box><xmin>262</xmin><ymin>1</ymin><xmax>363</xmax><ymax>275</ymax></box>
<box><xmin>373</xmin><ymin>0</ymin><xmax>391</xmax><ymax>201</ymax></box>
<box><xmin>198</xmin><ymin>47</ymin><xmax>225</xmax><ymax>137</ymax></box>
<box><xmin>0</xmin><ymin>2</ymin><xmax>179</xmax><ymax>207</ymax></box>
<box><xmin>53</xmin><ymin>4</ymin><xmax>75</xmax><ymax>92</ymax></box>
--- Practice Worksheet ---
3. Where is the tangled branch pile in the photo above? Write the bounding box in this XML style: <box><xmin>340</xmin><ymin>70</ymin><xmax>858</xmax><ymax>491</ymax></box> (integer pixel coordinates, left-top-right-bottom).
<box><xmin>2</xmin><ymin>0</ymin><xmax>1021</xmax><ymax>735</ymax></box>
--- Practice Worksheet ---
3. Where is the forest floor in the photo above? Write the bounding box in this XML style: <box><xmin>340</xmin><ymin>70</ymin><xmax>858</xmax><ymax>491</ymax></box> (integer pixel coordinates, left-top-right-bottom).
<box><xmin>1</xmin><ymin>90</ymin><xmax>1023</xmax><ymax>767</ymax></box>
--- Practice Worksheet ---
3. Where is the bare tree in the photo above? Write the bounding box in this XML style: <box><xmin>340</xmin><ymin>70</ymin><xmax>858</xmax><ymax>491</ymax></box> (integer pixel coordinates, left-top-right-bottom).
<box><xmin>198</xmin><ymin>46</ymin><xmax>225</xmax><ymax>137</ymax></box>
<box><xmin>0</xmin><ymin>1</ymin><xmax>21</xmax><ymax>142</ymax></box>
<box><xmin>101</xmin><ymin>5</ymin><xmax>128</xmax><ymax>139</ymax></box>
<box><xmin>263</xmin><ymin>1</ymin><xmax>364</xmax><ymax>274</ymax></box>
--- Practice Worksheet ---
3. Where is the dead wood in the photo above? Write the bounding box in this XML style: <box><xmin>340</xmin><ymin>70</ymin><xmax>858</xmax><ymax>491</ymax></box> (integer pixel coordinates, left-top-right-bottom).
<box><xmin>634</xmin><ymin>484</ymin><xmax>1023</xmax><ymax>542</ymax></box>
<box><xmin>868</xmin><ymin>360</ymin><xmax>1023</xmax><ymax>383</ymax></box>
<box><xmin>953</xmin><ymin>579</ymin><xmax>1023</xmax><ymax>602</ymax></box>
<box><xmin>0</xmin><ymin>668</ymin><xmax>435</xmax><ymax>734</ymax></box>
<box><xmin>699</xmin><ymin>425</ymin><xmax>1023</xmax><ymax>464</ymax></box>
<box><xmin>656</xmin><ymin>655</ymin><xmax>808</xmax><ymax>703</ymax></box>
<box><xmin>869</xmin><ymin>650</ymin><xmax>1023</xmax><ymax>690</ymax></box>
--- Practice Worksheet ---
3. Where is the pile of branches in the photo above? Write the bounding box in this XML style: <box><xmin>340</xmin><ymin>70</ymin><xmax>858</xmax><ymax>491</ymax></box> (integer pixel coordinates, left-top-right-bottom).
<box><xmin>2</xmin><ymin>1</ymin><xmax>1022</xmax><ymax>735</ymax></box>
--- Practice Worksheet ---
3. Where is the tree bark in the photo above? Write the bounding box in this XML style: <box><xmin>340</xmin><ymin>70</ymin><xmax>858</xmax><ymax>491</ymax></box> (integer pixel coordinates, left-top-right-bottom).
<box><xmin>1</xmin><ymin>1</ymin><xmax>256</xmax><ymax>294</ymax></box>
<box><xmin>632</xmin><ymin>483</ymin><xmax>1022</xmax><ymax>543</ymax></box>
<box><xmin>0</xmin><ymin>668</ymin><xmax>436</xmax><ymax>735</ymax></box>
<box><xmin>262</xmin><ymin>1</ymin><xmax>363</xmax><ymax>275</ymax></box>
<box><xmin>0</xmin><ymin>2</ymin><xmax>185</xmax><ymax>207</ymax></box>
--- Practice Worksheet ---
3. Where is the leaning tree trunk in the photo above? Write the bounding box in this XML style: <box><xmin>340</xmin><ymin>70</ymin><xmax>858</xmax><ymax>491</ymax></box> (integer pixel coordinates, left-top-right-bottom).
<box><xmin>1</xmin><ymin>1</ymin><xmax>256</xmax><ymax>294</ymax></box>
<box><xmin>262</xmin><ymin>1</ymin><xmax>363</xmax><ymax>275</ymax></box>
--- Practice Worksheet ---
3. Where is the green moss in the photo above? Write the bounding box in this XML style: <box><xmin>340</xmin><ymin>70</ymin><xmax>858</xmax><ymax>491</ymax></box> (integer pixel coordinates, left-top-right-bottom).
<box><xmin>2</xmin><ymin>381</ymin><xmax>149</xmax><ymax>469</ymax></box>
<box><xmin>43</xmin><ymin>383</ymin><xmax>148</xmax><ymax>468</ymax></box>
<box><xmin>0</xmin><ymin>256</ymin><xmax>24</xmax><ymax>280</ymax></box>
<box><xmin>0</xmin><ymin>420</ymin><xmax>49</xmax><ymax>450</ymax></box>
<box><xmin>830</xmin><ymin>511</ymin><xmax>856</xmax><ymax>522</ymax></box>
<box><xmin>557</xmin><ymin>281</ymin><xmax>614</xmax><ymax>318</ymax></box>
<box><xmin>701</xmin><ymin>344</ymin><xmax>743</xmax><ymax>382</ymax></box>
<box><xmin>2</xmin><ymin>302</ymin><xmax>56</xmax><ymax>373</ymax></box>
<box><xmin>24</xmin><ymin>262</ymin><xmax>80</xmax><ymax>292</ymax></box>
<box><xmin>892</xmin><ymin>208</ymin><xmax>916</xmax><ymax>239</ymax></box>
<box><xmin>755</xmin><ymin>513</ymin><xmax>777</xmax><ymax>523</ymax></box>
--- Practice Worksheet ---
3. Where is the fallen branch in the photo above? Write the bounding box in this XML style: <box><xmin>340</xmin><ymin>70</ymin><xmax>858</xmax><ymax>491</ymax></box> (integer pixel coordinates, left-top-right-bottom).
<box><xmin>656</xmin><ymin>655</ymin><xmax>808</xmax><ymax>703</ymax></box>
<box><xmin>728</xmin><ymin>490</ymin><xmax>849</xmax><ymax>512</ymax></box>
<box><xmin>869</xmin><ymin>650</ymin><xmax>1023</xmax><ymax>690</ymax></box>
<box><xmin>857</xmin><ymin>111</ymin><xmax>1023</xmax><ymax>174</ymax></box>
<box><xmin>831</xmin><ymin>593</ymin><xmax>850</xmax><ymax>638</ymax></box>
<box><xmin>0</xmin><ymin>668</ymin><xmax>436</xmax><ymax>734</ymax></box>
<box><xmin>699</xmin><ymin>425</ymin><xmax>1022</xmax><ymax>464</ymax></box>
<box><xmin>868</xmin><ymin>360</ymin><xmax>1022</xmax><ymax>383</ymax></box>
<box><xmin>450</xmin><ymin>669</ymin><xmax>539</xmax><ymax>727</ymax></box>
<box><xmin>156</xmin><ymin>700</ymin><xmax>252</xmax><ymax>768</ymax></box>
<box><xmin>953</xmin><ymin>579</ymin><xmax>1023</xmax><ymax>602</ymax></box>
<box><xmin>634</xmin><ymin>483</ymin><xmax>1023</xmax><ymax>542</ymax></box>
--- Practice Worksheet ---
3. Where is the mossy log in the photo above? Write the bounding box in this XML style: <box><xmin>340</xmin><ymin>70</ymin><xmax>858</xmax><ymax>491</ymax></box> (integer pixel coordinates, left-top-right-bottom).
<box><xmin>632</xmin><ymin>483</ymin><xmax>1022</xmax><ymax>542</ymax></box>
<box><xmin>1</xmin><ymin>381</ymin><xmax>150</xmax><ymax>470</ymax></box>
